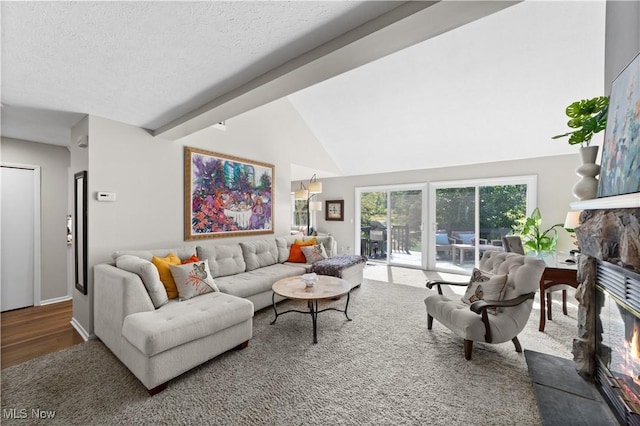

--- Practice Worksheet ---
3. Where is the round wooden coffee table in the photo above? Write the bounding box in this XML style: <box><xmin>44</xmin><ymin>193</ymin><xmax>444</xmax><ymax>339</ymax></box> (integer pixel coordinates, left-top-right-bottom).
<box><xmin>271</xmin><ymin>275</ymin><xmax>352</xmax><ymax>343</ymax></box>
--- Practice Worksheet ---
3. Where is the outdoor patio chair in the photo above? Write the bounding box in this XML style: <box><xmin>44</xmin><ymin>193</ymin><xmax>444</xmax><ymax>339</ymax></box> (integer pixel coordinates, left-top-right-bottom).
<box><xmin>424</xmin><ymin>251</ymin><xmax>546</xmax><ymax>360</ymax></box>
<box><xmin>435</xmin><ymin>230</ymin><xmax>452</xmax><ymax>259</ymax></box>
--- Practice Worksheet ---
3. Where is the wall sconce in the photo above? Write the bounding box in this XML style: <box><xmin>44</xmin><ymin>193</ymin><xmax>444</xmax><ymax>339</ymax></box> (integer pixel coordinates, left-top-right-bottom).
<box><xmin>295</xmin><ymin>174</ymin><xmax>323</xmax><ymax>235</ymax></box>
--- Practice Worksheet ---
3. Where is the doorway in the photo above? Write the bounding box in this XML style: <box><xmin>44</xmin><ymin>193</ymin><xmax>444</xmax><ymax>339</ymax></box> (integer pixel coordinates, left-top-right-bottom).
<box><xmin>356</xmin><ymin>184</ymin><xmax>426</xmax><ymax>268</ymax></box>
<box><xmin>1</xmin><ymin>165</ymin><xmax>41</xmax><ymax>312</ymax></box>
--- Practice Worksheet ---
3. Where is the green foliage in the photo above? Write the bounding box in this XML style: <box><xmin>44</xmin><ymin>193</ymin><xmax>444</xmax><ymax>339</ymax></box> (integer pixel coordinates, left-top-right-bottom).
<box><xmin>552</xmin><ymin>96</ymin><xmax>609</xmax><ymax>146</ymax></box>
<box><xmin>479</xmin><ymin>185</ymin><xmax>527</xmax><ymax>238</ymax></box>
<box><xmin>360</xmin><ymin>190</ymin><xmax>423</xmax><ymax>229</ymax></box>
<box><xmin>435</xmin><ymin>185</ymin><xmax>527</xmax><ymax>240</ymax></box>
<box><xmin>360</xmin><ymin>192</ymin><xmax>387</xmax><ymax>231</ymax></box>
<box><xmin>513</xmin><ymin>208</ymin><xmax>563</xmax><ymax>253</ymax></box>
<box><xmin>360</xmin><ymin>191</ymin><xmax>422</xmax><ymax>249</ymax></box>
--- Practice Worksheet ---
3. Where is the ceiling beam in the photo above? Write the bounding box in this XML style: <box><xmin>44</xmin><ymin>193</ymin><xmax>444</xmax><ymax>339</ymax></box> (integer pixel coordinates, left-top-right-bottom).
<box><xmin>154</xmin><ymin>1</ymin><xmax>519</xmax><ymax>141</ymax></box>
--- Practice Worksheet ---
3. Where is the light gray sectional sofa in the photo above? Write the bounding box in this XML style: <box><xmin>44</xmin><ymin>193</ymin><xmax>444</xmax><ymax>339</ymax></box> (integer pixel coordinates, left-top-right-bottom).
<box><xmin>94</xmin><ymin>234</ymin><xmax>363</xmax><ymax>394</ymax></box>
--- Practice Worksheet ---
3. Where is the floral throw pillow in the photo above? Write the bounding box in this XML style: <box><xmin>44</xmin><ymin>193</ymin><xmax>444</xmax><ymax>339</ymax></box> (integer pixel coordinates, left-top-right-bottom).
<box><xmin>461</xmin><ymin>268</ymin><xmax>508</xmax><ymax>315</ymax></box>
<box><xmin>301</xmin><ymin>244</ymin><xmax>328</xmax><ymax>264</ymax></box>
<box><xmin>170</xmin><ymin>259</ymin><xmax>220</xmax><ymax>301</ymax></box>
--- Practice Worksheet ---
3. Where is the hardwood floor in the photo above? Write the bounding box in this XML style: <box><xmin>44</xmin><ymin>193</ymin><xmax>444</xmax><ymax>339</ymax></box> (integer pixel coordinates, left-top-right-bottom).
<box><xmin>1</xmin><ymin>300</ymin><xmax>84</xmax><ymax>369</ymax></box>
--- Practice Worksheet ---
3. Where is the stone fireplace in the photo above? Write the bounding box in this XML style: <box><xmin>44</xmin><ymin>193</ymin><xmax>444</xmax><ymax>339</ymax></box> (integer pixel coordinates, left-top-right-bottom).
<box><xmin>572</xmin><ymin>206</ymin><xmax>640</xmax><ymax>425</ymax></box>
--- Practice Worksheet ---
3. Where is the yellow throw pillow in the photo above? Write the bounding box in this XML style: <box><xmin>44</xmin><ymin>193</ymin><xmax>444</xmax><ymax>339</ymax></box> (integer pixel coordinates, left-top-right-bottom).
<box><xmin>294</xmin><ymin>237</ymin><xmax>316</xmax><ymax>246</ymax></box>
<box><xmin>152</xmin><ymin>253</ymin><xmax>181</xmax><ymax>299</ymax></box>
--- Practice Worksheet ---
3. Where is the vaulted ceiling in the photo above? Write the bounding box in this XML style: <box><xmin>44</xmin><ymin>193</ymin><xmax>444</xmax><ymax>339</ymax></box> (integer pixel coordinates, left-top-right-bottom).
<box><xmin>1</xmin><ymin>1</ymin><xmax>606</xmax><ymax>180</ymax></box>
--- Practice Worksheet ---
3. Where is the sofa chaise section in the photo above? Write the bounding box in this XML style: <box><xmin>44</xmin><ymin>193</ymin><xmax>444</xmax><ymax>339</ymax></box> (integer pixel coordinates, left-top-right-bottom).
<box><xmin>94</xmin><ymin>263</ymin><xmax>253</xmax><ymax>394</ymax></box>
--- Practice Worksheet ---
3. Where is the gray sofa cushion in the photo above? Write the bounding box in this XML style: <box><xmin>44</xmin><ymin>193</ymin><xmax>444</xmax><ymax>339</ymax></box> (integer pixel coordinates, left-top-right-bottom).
<box><xmin>215</xmin><ymin>264</ymin><xmax>305</xmax><ymax>298</ymax></box>
<box><xmin>275</xmin><ymin>237</ymin><xmax>294</xmax><ymax>263</ymax></box>
<box><xmin>112</xmin><ymin>246</ymin><xmax>197</xmax><ymax>262</ymax></box>
<box><xmin>240</xmin><ymin>239</ymin><xmax>279</xmax><ymax>271</ymax></box>
<box><xmin>122</xmin><ymin>291</ymin><xmax>253</xmax><ymax>357</ymax></box>
<box><xmin>197</xmin><ymin>244</ymin><xmax>246</xmax><ymax>278</ymax></box>
<box><xmin>115</xmin><ymin>255</ymin><xmax>169</xmax><ymax>308</ymax></box>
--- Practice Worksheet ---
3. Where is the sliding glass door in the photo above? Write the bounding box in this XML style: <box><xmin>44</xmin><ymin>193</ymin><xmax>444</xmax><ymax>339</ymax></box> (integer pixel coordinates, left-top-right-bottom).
<box><xmin>357</xmin><ymin>184</ymin><xmax>426</xmax><ymax>268</ymax></box>
<box><xmin>429</xmin><ymin>176</ymin><xmax>536</xmax><ymax>272</ymax></box>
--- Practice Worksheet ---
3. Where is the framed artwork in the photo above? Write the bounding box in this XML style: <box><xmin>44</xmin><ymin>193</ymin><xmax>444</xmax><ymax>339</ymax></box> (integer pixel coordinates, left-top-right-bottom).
<box><xmin>184</xmin><ymin>147</ymin><xmax>274</xmax><ymax>240</ymax></box>
<box><xmin>598</xmin><ymin>51</ymin><xmax>640</xmax><ymax>198</ymax></box>
<box><xmin>325</xmin><ymin>200</ymin><xmax>344</xmax><ymax>221</ymax></box>
<box><xmin>74</xmin><ymin>171</ymin><xmax>88</xmax><ymax>295</ymax></box>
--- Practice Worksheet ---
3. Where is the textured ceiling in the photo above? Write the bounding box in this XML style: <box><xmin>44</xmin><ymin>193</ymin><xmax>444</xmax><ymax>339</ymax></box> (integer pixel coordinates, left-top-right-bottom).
<box><xmin>1</xmin><ymin>0</ymin><xmax>400</xmax><ymax>144</ymax></box>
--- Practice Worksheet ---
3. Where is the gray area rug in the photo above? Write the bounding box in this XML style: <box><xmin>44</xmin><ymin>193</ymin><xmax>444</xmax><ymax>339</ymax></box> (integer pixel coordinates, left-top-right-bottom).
<box><xmin>1</xmin><ymin>280</ymin><xmax>577</xmax><ymax>425</ymax></box>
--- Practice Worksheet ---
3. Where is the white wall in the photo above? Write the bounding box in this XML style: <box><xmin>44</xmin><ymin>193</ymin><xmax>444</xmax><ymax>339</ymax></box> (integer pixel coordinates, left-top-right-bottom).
<box><xmin>70</xmin><ymin>116</ymin><xmax>90</xmax><ymax>337</ymax></box>
<box><xmin>1</xmin><ymin>137</ymin><xmax>71</xmax><ymax>302</ymax></box>
<box><xmin>297</xmin><ymin>153</ymin><xmax>580</xmax><ymax>256</ymax></box>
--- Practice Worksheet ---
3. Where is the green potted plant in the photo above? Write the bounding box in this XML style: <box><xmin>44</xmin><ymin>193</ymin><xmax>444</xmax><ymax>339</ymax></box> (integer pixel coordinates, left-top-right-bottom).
<box><xmin>551</xmin><ymin>96</ymin><xmax>609</xmax><ymax>200</ymax></box>
<box><xmin>551</xmin><ymin>96</ymin><xmax>609</xmax><ymax>147</ymax></box>
<box><xmin>512</xmin><ymin>208</ymin><xmax>563</xmax><ymax>254</ymax></box>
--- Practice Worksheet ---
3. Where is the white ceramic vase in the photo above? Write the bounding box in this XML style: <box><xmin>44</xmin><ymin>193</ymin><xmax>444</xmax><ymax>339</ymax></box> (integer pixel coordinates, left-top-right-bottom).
<box><xmin>572</xmin><ymin>146</ymin><xmax>600</xmax><ymax>201</ymax></box>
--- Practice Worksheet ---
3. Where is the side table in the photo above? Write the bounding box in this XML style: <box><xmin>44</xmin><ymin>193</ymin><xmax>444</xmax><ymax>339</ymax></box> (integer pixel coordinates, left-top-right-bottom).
<box><xmin>539</xmin><ymin>254</ymin><xmax>578</xmax><ymax>332</ymax></box>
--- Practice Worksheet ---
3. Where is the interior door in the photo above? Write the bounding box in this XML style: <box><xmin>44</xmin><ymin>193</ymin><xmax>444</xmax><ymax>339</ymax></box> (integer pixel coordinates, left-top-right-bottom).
<box><xmin>1</xmin><ymin>166</ymin><xmax>36</xmax><ymax>311</ymax></box>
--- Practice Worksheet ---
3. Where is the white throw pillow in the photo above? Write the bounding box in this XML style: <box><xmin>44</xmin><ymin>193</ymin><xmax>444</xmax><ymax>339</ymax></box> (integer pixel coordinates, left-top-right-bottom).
<box><xmin>169</xmin><ymin>259</ymin><xmax>219</xmax><ymax>300</ymax></box>
<box><xmin>115</xmin><ymin>255</ymin><xmax>169</xmax><ymax>308</ymax></box>
<box><xmin>461</xmin><ymin>268</ymin><xmax>508</xmax><ymax>315</ymax></box>
<box><xmin>301</xmin><ymin>244</ymin><xmax>328</xmax><ymax>264</ymax></box>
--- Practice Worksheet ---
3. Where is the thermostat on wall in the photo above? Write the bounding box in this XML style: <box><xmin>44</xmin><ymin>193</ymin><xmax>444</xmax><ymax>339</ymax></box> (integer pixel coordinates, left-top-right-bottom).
<box><xmin>96</xmin><ymin>192</ymin><xmax>116</xmax><ymax>202</ymax></box>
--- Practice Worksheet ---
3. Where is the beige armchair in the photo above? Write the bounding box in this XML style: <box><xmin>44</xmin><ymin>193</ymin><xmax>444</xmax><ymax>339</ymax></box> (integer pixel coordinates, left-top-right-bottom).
<box><xmin>424</xmin><ymin>251</ymin><xmax>545</xmax><ymax>360</ymax></box>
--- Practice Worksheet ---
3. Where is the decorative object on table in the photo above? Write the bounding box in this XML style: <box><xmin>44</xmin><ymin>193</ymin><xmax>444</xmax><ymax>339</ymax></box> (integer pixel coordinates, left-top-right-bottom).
<box><xmin>301</xmin><ymin>272</ymin><xmax>319</xmax><ymax>287</ymax></box>
<box><xmin>572</xmin><ymin>145</ymin><xmax>601</xmax><ymax>200</ymax></box>
<box><xmin>184</xmin><ymin>146</ymin><xmax>274</xmax><ymax>240</ymax></box>
<box><xmin>325</xmin><ymin>200</ymin><xmax>344</xmax><ymax>221</ymax></box>
<box><xmin>597</xmin><ymin>51</ymin><xmax>640</xmax><ymax>198</ymax></box>
<box><xmin>294</xmin><ymin>174</ymin><xmax>323</xmax><ymax>235</ymax></box>
<box><xmin>552</xmin><ymin>95</ymin><xmax>609</xmax><ymax>201</ymax></box>
<box><xmin>512</xmin><ymin>208</ymin><xmax>563</xmax><ymax>255</ymax></box>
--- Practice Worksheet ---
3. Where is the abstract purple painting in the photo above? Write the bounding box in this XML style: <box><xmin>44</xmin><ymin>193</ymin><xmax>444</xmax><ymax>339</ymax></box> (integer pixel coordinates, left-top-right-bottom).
<box><xmin>184</xmin><ymin>146</ymin><xmax>274</xmax><ymax>240</ymax></box>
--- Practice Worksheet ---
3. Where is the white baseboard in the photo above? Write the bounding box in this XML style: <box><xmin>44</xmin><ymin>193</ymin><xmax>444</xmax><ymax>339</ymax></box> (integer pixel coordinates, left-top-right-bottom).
<box><xmin>39</xmin><ymin>295</ymin><xmax>72</xmax><ymax>306</ymax></box>
<box><xmin>70</xmin><ymin>317</ymin><xmax>92</xmax><ymax>342</ymax></box>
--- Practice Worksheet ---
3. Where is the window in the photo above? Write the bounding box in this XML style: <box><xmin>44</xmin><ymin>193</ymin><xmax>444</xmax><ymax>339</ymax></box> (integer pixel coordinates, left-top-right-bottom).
<box><xmin>429</xmin><ymin>176</ymin><xmax>536</xmax><ymax>272</ymax></box>
<box><xmin>356</xmin><ymin>184</ymin><xmax>426</xmax><ymax>268</ymax></box>
<box><xmin>291</xmin><ymin>193</ymin><xmax>308</xmax><ymax>227</ymax></box>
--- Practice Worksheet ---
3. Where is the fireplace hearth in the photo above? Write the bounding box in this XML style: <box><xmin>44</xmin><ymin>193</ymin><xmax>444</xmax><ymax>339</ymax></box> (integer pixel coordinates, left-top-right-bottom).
<box><xmin>572</xmin><ymin>207</ymin><xmax>640</xmax><ymax>425</ymax></box>
<box><xmin>596</xmin><ymin>260</ymin><xmax>640</xmax><ymax>425</ymax></box>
